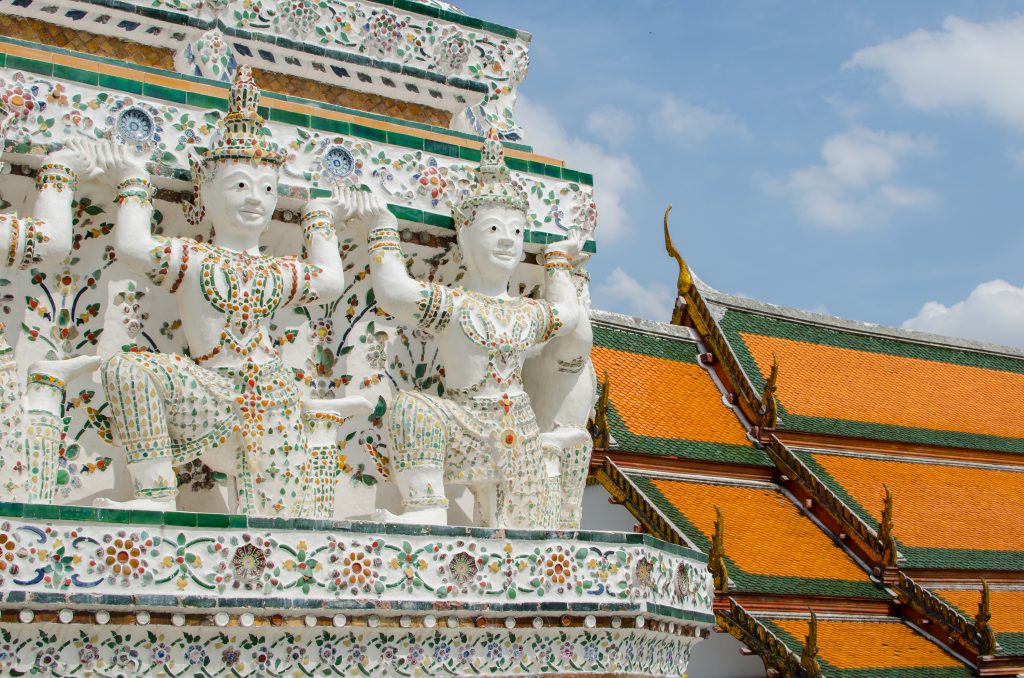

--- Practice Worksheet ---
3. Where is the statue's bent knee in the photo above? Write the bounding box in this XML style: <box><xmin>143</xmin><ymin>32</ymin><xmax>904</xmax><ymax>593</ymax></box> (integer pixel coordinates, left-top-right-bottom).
<box><xmin>102</xmin><ymin>351</ymin><xmax>235</xmax><ymax>498</ymax></box>
<box><xmin>387</xmin><ymin>390</ymin><xmax>449</xmax><ymax>472</ymax></box>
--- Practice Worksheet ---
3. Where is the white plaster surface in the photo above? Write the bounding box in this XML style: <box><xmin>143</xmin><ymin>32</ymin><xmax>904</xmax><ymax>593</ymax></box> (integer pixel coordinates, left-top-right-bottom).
<box><xmin>688</xmin><ymin>631</ymin><xmax>768</xmax><ymax>678</ymax></box>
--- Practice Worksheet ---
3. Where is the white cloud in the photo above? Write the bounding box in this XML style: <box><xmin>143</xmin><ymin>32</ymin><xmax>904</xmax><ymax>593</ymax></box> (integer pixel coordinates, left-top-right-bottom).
<box><xmin>648</xmin><ymin>94</ymin><xmax>747</xmax><ymax>145</ymax></box>
<box><xmin>769</xmin><ymin>126</ymin><xmax>935</xmax><ymax>230</ymax></box>
<box><xmin>518</xmin><ymin>95</ymin><xmax>641</xmax><ymax>241</ymax></box>
<box><xmin>823</xmin><ymin>94</ymin><xmax>868</xmax><ymax>122</ymax></box>
<box><xmin>585</xmin><ymin>105</ymin><xmax>635</xmax><ymax>146</ymax></box>
<box><xmin>902</xmin><ymin>279</ymin><xmax>1024</xmax><ymax>348</ymax></box>
<box><xmin>1011</xmin><ymin>148</ymin><xmax>1024</xmax><ymax>170</ymax></box>
<box><xmin>594</xmin><ymin>267</ymin><xmax>672</xmax><ymax>322</ymax></box>
<box><xmin>847</xmin><ymin>16</ymin><xmax>1024</xmax><ymax>129</ymax></box>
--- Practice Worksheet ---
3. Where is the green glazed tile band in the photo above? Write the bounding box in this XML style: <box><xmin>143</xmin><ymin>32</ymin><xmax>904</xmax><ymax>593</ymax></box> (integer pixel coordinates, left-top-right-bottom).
<box><xmin>592</xmin><ymin>325</ymin><xmax>770</xmax><ymax>464</ymax></box>
<box><xmin>0</xmin><ymin>501</ymin><xmax>694</xmax><ymax>557</ymax></box>
<box><xmin>0</xmin><ymin>36</ymin><xmax>594</xmax><ymax>186</ymax></box>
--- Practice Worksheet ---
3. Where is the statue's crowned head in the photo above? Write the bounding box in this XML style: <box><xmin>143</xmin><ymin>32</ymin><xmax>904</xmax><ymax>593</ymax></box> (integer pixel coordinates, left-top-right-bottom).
<box><xmin>188</xmin><ymin>66</ymin><xmax>287</xmax><ymax>238</ymax></box>
<box><xmin>452</xmin><ymin>128</ymin><xmax>528</xmax><ymax>230</ymax></box>
<box><xmin>452</xmin><ymin>129</ymin><xmax>530</xmax><ymax>280</ymax></box>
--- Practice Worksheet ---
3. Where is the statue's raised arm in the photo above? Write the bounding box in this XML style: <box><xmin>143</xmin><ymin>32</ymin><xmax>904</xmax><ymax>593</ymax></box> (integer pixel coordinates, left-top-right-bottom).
<box><xmin>0</xmin><ymin>101</ymin><xmax>102</xmax><ymax>502</ymax></box>
<box><xmin>93</xmin><ymin>67</ymin><xmax>370</xmax><ymax>517</ymax></box>
<box><xmin>356</xmin><ymin>129</ymin><xmax>586</xmax><ymax>529</ymax></box>
<box><xmin>0</xmin><ymin>109</ymin><xmax>96</xmax><ymax>270</ymax></box>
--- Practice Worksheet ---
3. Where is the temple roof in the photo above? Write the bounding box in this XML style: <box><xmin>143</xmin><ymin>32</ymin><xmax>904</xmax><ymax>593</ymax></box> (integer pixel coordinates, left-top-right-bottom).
<box><xmin>590</xmin><ymin>280</ymin><xmax>1024</xmax><ymax>674</ymax></box>
<box><xmin>760</xmin><ymin>615</ymin><xmax>974</xmax><ymax>677</ymax></box>
<box><xmin>612</xmin><ymin>468</ymin><xmax>886</xmax><ymax>599</ymax></box>
<box><xmin>932</xmin><ymin>588</ymin><xmax>1024</xmax><ymax>656</ymax></box>
<box><xmin>708</xmin><ymin>291</ymin><xmax>1024</xmax><ymax>453</ymax></box>
<box><xmin>590</xmin><ymin>311</ymin><xmax>770</xmax><ymax>468</ymax></box>
<box><xmin>794</xmin><ymin>447</ymin><xmax>1024</xmax><ymax>571</ymax></box>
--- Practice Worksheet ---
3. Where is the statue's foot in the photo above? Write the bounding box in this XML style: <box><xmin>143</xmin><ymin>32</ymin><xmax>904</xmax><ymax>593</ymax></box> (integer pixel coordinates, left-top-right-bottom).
<box><xmin>539</xmin><ymin>426</ymin><xmax>592</xmax><ymax>450</ymax></box>
<box><xmin>303</xmin><ymin>396</ymin><xmax>374</xmax><ymax>419</ymax></box>
<box><xmin>373</xmin><ymin>507</ymin><xmax>448</xmax><ymax>526</ymax></box>
<box><xmin>30</xmin><ymin>355</ymin><xmax>102</xmax><ymax>383</ymax></box>
<box><xmin>93</xmin><ymin>496</ymin><xmax>177</xmax><ymax>512</ymax></box>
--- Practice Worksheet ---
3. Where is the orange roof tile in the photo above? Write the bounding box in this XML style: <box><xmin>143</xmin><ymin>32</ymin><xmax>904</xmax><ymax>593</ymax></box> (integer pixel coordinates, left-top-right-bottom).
<box><xmin>771</xmin><ymin>618</ymin><xmax>963</xmax><ymax>670</ymax></box>
<box><xmin>740</xmin><ymin>332</ymin><xmax>1024</xmax><ymax>440</ymax></box>
<box><xmin>649</xmin><ymin>477</ymin><xmax>866</xmax><ymax>582</ymax></box>
<box><xmin>592</xmin><ymin>345</ymin><xmax>749</xmax><ymax>446</ymax></box>
<box><xmin>808</xmin><ymin>452</ymin><xmax>1024</xmax><ymax>552</ymax></box>
<box><xmin>933</xmin><ymin>589</ymin><xmax>1024</xmax><ymax>634</ymax></box>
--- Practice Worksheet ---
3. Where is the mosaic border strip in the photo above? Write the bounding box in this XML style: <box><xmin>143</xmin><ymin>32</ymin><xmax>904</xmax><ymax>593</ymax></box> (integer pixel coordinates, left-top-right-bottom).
<box><xmin>0</xmin><ymin>36</ymin><xmax>595</xmax><ymax>185</ymax></box>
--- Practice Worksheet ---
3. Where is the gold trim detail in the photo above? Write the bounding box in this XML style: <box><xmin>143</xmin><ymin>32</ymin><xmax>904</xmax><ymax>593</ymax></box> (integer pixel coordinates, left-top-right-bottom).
<box><xmin>663</xmin><ymin>204</ymin><xmax>761</xmax><ymax>423</ymax></box>
<box><xmin>799</xmin><ymin>610</ymin><xmax>823</xmax><ymax>678</ymax></box>
<box><xmin>878</xmin><ymin>484</ymin><xmax>898</xmax><ymax>568</ymax></box>
<box><xmin>975</xmin><ymin>579</ymin><xmax>998</xmax><ymax>656</ymax></box>
<box><xmin>717</xmin><ymin>599</ymin><xmax>805</xmax><ymax>678</ymax></box>
<box><xmin>708</xmin><ymin>506</ymin><xmax>729</xmax><ymax>594</ymax></box>
<box><xmin>760</xmin><ymin>353</ymin><xmax>779</xmax><ymax>430</ymax></box>
<box><xmin>589</xmin><ymin>370</ymin><xmax>611</xmax><ymax>453</ymax></box>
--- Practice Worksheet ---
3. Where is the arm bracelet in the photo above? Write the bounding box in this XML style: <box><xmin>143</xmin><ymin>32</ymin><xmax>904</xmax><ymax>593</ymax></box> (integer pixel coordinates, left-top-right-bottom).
<box><xmin>542</xmin><ymin>248</ymin><xmax>573</xmax><ymax>273</ymax></box>
<box><xmin>367</xmin><ymin>225</ymin><xmax>403</xmax><ymax>258</ymax></box>
<box><xmin>35</xmin><ymin>163</ymin><xmax>77</xmax><ymax>193</ymax></box>
<box><xmin>301</xmin><ymin>208</ymin><xmax>336</xmax><ymax>241</ymax></box>
<box><xmin>115</xmin><ymin>176</ymin><xmax>154</xmax><ymax>207</ymax></box>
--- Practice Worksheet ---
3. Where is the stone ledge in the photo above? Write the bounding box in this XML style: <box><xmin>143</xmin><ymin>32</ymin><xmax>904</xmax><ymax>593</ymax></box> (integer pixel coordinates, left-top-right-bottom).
<box><xmin>0</xmin><ymin>513</ymin><xmax>713</xmax><ymax>676</ymax></box>
<box><xmin>0</xmin><ymin>510</ymin><xmax>713</xmax><ymax>619</ymax></box>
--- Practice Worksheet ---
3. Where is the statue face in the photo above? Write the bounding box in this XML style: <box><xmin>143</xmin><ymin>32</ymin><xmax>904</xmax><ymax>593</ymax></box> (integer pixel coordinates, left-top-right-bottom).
<box><xmin>459</xmin><ymin>204</ymin><xmax>526</xmax><ymax>279</ymax></box>
<box><xmin>203</xmin><ymin>161</ymin><xmax>278</xmax><ymax>240</ymax></box>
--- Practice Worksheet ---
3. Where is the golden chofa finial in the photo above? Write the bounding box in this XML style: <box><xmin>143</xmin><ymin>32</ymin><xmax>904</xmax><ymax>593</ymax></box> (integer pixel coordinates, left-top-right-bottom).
<box><xmin>878</xmin><ymin>484</ymin><xmax>898</xmax><ymax>567</ymax></box>
<box><xmin>589</xmin><ymin>370</ymin><xmax>612</xmax><ymax>453</ymax></box>
<box><xmin>760</xmin><ymin>353</ymin><xmax>779</xmax><ymax>430</ymax></box>
<box><xmin>708</xmin><ymin>506</ymin><xmax>729</xmax><ymax>593</ymax></box>
<box><xmin>663</xmin><ymin>204</ymin><xmax>694</xmax><ymax>325</ymax></box>
<box><xmin>976</xmin><ymin>579</ymin><xmax>998</xmax><ymax>655</ymax></box>
<box><xmin>800</xmin><ymin>610</ymin><xmax>823</xmax><ymax>677</ymax></box>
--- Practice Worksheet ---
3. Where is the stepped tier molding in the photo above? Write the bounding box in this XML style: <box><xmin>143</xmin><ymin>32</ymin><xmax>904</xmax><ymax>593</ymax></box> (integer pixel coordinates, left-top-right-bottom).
<box><xmin>0</xmin><ymin>0</ymin><xmax>532</xmax><ymax>138</ymax></box>
<box><xmin>0</xmin><ymin>38</ymin><xmax>595</xmax><ymax>242</ymax></box>
<box><xmin>0</xmin><ymin>504</ymin><xmax>713</xmax><ymax>676</ymax></box>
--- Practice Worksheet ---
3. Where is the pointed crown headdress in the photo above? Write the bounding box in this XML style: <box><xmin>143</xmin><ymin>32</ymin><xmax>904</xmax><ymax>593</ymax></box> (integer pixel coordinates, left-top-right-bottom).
<box><xmin>452</xmin><ymin>128</ymin><xmax>528</xmax><ymax>229</ymax></box>
<box><xmin>186</xmin><ymin>66</ymin><xmax>285</xmax><ymax>225</ymax></box>
<box><xmin>201</xmin><ymin>65</ymin><xmax>286</xmax><ymax>167</ymax></box>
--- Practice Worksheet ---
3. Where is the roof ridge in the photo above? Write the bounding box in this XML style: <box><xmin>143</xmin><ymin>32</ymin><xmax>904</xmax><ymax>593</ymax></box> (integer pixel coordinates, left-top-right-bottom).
<box><xmin>790</xmin><ymin>446</ymin><xmax>1024</xmax><ymax>473</ymax></box>
<box><xmin>702</xmin><ymin>286</ymin><xmax>1024</xmax><ymax>361</ymax></box>
<box><xmin>621</xmin><ymin>467</ymin><xmax>776</xmax><ymax>489</ymax></box>
<box><xmin>590</xmin><ymin>309</ymin><xmax>696</xmax><ymax>342</ymax></box>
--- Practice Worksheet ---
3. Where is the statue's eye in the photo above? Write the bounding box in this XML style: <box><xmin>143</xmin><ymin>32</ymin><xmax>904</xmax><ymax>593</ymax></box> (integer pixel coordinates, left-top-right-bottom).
<box><xmin>515</xmin><ymin>229</ymin><xmax>521</xmax><ymax>235</ymax></box>
<box><xmin>237</xmin><ymin>182</ymin><xmax>245</xmax><ymax>189</ymax></box>
<box><xmin>490</xmin><ymin>225</ymin><xmax>498</xmax><ymax>232</ymax></box>
<box><xmin>265</xmin><ymin>185</ymin><xmax>273</xmax><ymax>193</ymax></box>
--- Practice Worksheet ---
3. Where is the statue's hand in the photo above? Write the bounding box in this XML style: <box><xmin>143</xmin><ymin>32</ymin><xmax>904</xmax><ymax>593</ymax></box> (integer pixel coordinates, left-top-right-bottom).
<box><xmin>546</xmin><ymin>228</ymin><xmax>585</xmax><ymax>260</ymax></box>
<box><xmin>317</xmin><ymin>185</ymin><xmax>359</xmax><ymax>224</ymax></box>
<box><xmin>95</xmin><ymin>139</ymin><xmax>150</xmax><ymax>183</ymax></box>
<box><xmin>47</xmin><ymin>138</ymin><xmax>103</xmax><ymax>181</ymax></box>
<box><xmin>352</xmin><ymin>188</ymin><xmax>397</xmax><ymax>234</ymax></box>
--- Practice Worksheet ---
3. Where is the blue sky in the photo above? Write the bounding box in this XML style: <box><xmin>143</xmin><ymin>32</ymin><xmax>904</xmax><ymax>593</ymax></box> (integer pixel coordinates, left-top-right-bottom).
<box><xmin>460</xmin><ymin>1</ymin><xmax>1024</xmax><ymax>347</ymax></box>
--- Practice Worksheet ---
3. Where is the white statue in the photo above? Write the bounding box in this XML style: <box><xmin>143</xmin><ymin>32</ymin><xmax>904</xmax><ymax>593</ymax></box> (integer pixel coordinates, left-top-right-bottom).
<box><xmin>523</xmin><ymin>258</ymin><xmax>596</xmax><ymax>530</ymax></box>
<box><xmin>349</xmin><ymin>129</ymin><xmax>587</xmax><ymax>528</ymax></box>
<box><xmin>0</xmin><ymin>101</ymin><xmax>102</xmax><ymax>501</ymax></box>
<box><xmin>94</xmin><ymin>67</ymin><xmax>370</xmax><ymax>516</ymax></box>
